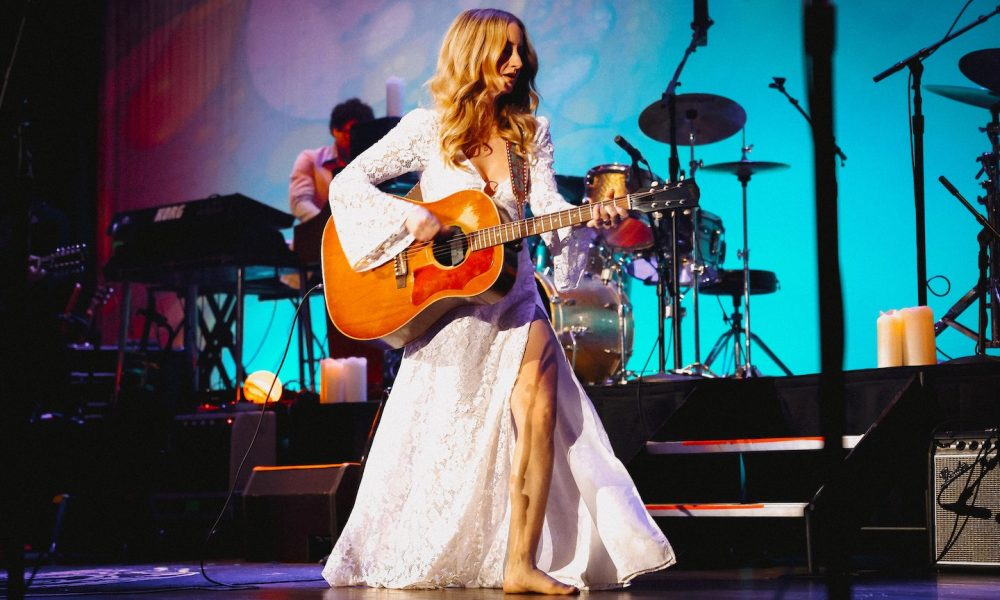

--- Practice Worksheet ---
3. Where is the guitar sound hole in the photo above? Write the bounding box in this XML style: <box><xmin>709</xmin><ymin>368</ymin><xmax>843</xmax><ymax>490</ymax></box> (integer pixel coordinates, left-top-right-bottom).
<box><xmin>432</xmin><ymin>226</ymin><xmax>468</xmax><ymax>267</ymax></box>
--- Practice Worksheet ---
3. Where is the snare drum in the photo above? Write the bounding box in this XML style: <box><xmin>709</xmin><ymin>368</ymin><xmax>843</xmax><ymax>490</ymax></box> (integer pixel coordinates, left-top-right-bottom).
<box><xmin>534</xmin><ymin>270</ymin><xmax>633</xmax><ymax>385</ymax></box>
<box><xmin>584</xmin><ymin>164</ymin><xmax>655</xmax><ymax>252</ymax></box>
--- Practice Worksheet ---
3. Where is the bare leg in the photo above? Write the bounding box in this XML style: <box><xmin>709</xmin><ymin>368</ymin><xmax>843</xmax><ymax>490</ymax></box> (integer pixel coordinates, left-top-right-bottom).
<box><xmin>503</xmin><ymin>320</ymin><xmax>578</xmax><ymax>595</ymax></box>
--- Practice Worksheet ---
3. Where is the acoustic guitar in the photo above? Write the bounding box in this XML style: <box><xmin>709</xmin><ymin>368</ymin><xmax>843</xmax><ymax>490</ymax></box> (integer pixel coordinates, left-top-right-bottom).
<box><xmin>321</xmin><ymin>180</ymin><xmax>699</xmax><ymax>348</ymax></box>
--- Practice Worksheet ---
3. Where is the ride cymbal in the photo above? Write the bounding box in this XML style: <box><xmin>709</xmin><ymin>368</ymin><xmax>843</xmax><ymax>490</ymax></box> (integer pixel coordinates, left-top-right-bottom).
<box><xmin>639</xmin><ymin>93</ymin><xmax>747</xmax><ymax>145</ymax></box>
<box><xmin>959</xmin><ymin>49</ymin><xmax>1000</xmax><ymax>93</ymax></box>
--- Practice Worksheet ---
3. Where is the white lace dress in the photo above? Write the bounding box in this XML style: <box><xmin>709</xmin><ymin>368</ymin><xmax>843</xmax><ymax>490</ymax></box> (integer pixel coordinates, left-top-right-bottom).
<box><xmin>321</xmin><ymin>108</ymin><xmax>674</xmax><ymax>590</ymax></box>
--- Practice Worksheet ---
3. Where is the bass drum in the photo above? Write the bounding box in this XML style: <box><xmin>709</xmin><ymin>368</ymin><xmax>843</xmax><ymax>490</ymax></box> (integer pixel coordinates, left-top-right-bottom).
<box><xmin>534</xmin><ymin>270</ymin><xmax>633</xmax><ymax>385</ymax></box>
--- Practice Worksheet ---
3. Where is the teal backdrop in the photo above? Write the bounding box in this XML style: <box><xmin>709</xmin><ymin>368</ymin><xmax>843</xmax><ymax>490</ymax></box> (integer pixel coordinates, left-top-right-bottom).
<box><xmin>99</xmin><ymin>0</ymin><xmax>1000</xmax><ymax>389</ymax></box>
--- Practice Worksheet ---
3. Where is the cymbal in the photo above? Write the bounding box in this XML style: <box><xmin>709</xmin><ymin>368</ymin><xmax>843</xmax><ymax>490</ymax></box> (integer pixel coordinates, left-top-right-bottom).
<box><xmin>700</xmin><ymin>160</ymin><xmax>790</xmax><ymax>177</ymax></box>
<box><xmin>959</xmin><ymin>49</ymin><xmax>1000</xmax><ymax>93</ymax></box>
<box><xmin>639</xmin><ymin>93</ymin><xmax>747</xmax><ymax>145</ymax></box>
<box><xmin>925</xmin><ymin>84</ymin><xmax>1000</xmax><ymax>110</ymax></box>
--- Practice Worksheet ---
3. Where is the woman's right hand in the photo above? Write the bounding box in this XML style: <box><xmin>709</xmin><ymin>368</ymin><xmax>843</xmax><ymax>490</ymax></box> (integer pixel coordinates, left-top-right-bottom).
<box><xmin>404</xmin><ymin>206</ymin><xmax>442</xmax><ymax>242</ymax></box>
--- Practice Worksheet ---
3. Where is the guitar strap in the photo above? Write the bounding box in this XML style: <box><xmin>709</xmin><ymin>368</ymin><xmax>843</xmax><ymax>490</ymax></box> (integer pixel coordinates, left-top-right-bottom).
<box><xmin>506</xmin><ymin>140</ymin><xmax>530</xmax><ymax>218</ymax></box>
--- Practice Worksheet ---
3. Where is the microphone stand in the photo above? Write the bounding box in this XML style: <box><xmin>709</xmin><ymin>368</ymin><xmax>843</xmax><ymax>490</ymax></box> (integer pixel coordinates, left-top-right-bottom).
<box><xmin>654</xmin><ymin>18</ymin><xmax>710</xmax><ymax>374</ymax></box>
<box><xmin>769</xmin><ymin>77</ymin><xmax>848</xmax><ymax>165</ymax></box>
<box><xmin>872</xmin><ymin>4</ymin><xmax>1000</xmax><ymax>308</ymax></box>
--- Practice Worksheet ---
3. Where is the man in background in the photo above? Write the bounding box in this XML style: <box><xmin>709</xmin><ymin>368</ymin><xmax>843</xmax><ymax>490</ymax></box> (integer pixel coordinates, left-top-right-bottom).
<box><xmin>289</xmin><ymin>98</ymin><xmax>374</xmax><ymax>222</ymax></box>
<box><xmin>288</xmin><ymin>98</ymin><xmax>384</xmax><ymax>396</ymax></box>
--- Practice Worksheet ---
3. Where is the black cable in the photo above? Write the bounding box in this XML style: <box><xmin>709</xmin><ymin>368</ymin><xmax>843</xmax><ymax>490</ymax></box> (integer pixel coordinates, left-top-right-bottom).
<box><xmin>926</xmin><ymin>274</ymin><xmax>951</xmax><ymax>298</ymax></box>
<box><xmin>197</xmin><ymin>283</ymin><xmax>326</xmax><ymax>588</ymax></box>
<box><xmin>243</xmin><ymin>297</ymin><xmax>279</xmax><ymax>367</ymax></box>
<box><xmin>633</xmin><ymin>331</ymin><xmax>662</xmax><ymax>441</ymax></box>
<box><xmin>943</xmin><ymin>0</ymin><xmax>975</xmax><ymax>38</ymax></box>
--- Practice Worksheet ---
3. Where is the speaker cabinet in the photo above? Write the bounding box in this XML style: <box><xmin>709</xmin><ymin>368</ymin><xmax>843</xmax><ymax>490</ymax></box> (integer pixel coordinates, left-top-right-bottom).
<box><xmin>930</xmin><ymin>430</ymin><xmax>1000</xmax><ymax>568</ymax></box>
<box><xmin>242</xmin><ymin>463</ymin><xmax>361</xmax><ymax>563</ymax></box>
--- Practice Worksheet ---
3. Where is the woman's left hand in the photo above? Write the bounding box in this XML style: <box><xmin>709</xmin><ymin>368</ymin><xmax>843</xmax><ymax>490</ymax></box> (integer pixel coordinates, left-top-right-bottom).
<box><xmin>585</xmin><ymin>189</ymin><xmax>629</xmax><ymax>230</ymax></box>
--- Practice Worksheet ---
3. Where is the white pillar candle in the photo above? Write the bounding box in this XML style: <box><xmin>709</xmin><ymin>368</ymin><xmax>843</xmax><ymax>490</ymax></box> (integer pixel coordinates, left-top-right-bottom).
<box><xmin>900</xmin><ymin>305</ymin><xmax>936</xmax><ymax>366</ymax></box>
<box><xmin>320</xmin><ymin>358</ymin><xmax>344</xmax><ymax>404</ymax></box>
<box><xmin>342</xmin><ymin>357</ymin><xmax>368</xmax><ymax>402</ymax></box>
<box><xmin>876</xmin><ymin>310</ymin><xmax>904</xmax><ymax>368</ymax></box>
<box><xmin>386</xmin><ymin>76</ymin><xmax>404</xmax><ymax>117</ymax></box>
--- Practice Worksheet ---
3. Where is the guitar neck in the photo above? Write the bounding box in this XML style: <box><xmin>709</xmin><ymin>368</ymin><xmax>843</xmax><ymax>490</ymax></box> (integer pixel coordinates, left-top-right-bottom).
<box><xmin>465</xmin><ymin>182</ymin><xmax>696</xmax><ymax>251</ymax></box>
<box><xmin>468</xmin><ymin>196</ymin><xmax>629</xmax><ymax>251</ymax></box>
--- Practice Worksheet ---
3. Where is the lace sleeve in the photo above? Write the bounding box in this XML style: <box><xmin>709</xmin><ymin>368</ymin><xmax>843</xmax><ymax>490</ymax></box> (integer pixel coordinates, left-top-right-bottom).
<box><xmin>329</xmin><ymin>108</ymin><xmax>436</xmax><ymax>271</ymax></box>
<box><xmin>529</xmin><ymin>117</ymin><xmax>593</xmax><ymax>291</ymax></box>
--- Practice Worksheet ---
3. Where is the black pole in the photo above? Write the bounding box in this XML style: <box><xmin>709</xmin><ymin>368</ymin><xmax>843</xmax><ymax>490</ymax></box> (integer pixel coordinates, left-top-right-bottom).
<box><xmin>910</xmin><ymin>60</ymin><xmax>928</xmax><ymax>306</ymax></box>
<box><xmin>805</xmin><ymin>0</ymin><xmax>848</xmax><ymax>595</ymax></box>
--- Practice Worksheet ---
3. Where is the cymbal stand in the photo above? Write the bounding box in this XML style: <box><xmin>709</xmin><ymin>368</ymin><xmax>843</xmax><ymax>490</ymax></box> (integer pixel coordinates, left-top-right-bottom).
<box><xmin>680</xmin><ymin>131</ymin><xmax>716</xmax><ymax>377</ymax></box>
<box><xmin>736</xmin><ymin>141</ymin><xmax>759</xmax><ymax>377</ymax></box>
<box><xmin>934</xmin><ymin>105</ymin><xmax>1000</xmax><ymax>354</ymax></box>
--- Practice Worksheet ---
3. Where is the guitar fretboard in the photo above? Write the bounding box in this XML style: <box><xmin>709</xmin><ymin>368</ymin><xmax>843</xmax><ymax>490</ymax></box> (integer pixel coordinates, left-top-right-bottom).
<box><xmin>466</xmin><ymin>188</ymin><xmax>690</xmax><ymax>251</ymax></box>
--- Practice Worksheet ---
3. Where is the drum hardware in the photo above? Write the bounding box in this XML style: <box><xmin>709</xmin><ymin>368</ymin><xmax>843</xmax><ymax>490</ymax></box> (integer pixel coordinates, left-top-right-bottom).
<box><xmin>640</xmin><ymin>0</ymin><xmax>725</xmax><ymax>375</ymax></box>
<box><xmin>933</xmin><ymin>98</ymin><xmax>1000</xmax><ymax>354</ymax></box>
<box><xmin>701</xmin><ymin>269</ymin><xmax>792</xmax><ymax>377</ymax></box>
<box><xmin>873</xmin><ymin>8</ymin><xmax>1000</xmax><ymax>306</ymax></box>
<box><xmin>638</xmin><ymin>93</ymin><xmax>746</xmax><ymax>375</ymax></box>
<box><xmin>701</xmin><ymin>140</ymin><xmax>789</xmax><ymax>377</ymax></box>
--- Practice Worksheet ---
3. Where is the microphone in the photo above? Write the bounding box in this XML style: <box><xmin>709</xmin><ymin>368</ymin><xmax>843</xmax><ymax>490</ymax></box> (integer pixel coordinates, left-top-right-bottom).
<box><xmin>614</xmin><ymin>135</ymin><xmax>646</xmax><ymax>165</ymax></box>
<box><xmin>692</xmin><ymin>0</ymin><xmax>712</xmax><ymax>47</ymax></box>
<box><xmin>769</xmin><ymin>76</ymin><xmax>787</xmax><ymax>90</ymax></box>
<box><xmin>938</xmin><ymin>175</ymin><xmax>962</xmax><ymax>198</ymax></box>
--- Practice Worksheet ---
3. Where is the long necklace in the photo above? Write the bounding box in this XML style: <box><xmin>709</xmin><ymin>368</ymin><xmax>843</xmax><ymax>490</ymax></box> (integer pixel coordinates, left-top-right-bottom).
<box><xmin>505</xmin><ymin>140</ymin><xmax>530</xmax><ymax>218</ymax></box>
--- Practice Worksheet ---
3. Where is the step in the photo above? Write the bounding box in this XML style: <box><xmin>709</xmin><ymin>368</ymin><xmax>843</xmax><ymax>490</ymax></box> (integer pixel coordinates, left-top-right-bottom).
<box><xmin>645</xmin><ymin>435</ymin><xmax>863</xmax><ymax>455</ymax></box>
<box><xmin>646</xmin><ymin>502</ymin><xmax>808</xmax><ymax>518</ymax></box>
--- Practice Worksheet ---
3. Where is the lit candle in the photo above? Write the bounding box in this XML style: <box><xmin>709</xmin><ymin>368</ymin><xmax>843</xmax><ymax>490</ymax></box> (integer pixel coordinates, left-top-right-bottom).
<box><xmin>386</xmin><ymin>76</ymin><xmax>404</xmax><ymax>117</ymax></box>
<box><xmin>877</xmin><ymin>310</ymin><xmax>904</xmax><ymax>368</ymax></box>
<box><xmin>900</xmin><ymin>305</ymin><xmax>936</xmax><ymax>366</ymax></box>
<box><xmin>342</xmin><ymin>357</ymin><xmax>368</xmax><ymax>402</ymax></box>
<box><xmin>320</xmin><ymin>358</ymin><xmax>343</xmax><ymax>404</ymax></box>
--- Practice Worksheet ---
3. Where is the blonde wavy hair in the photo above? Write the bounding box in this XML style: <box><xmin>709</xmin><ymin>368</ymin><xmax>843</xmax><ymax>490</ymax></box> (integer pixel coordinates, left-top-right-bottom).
<box><xmin>428</xmin><ymin>9</ymin><xmax>540</xmax><ymax>168</ymax></box>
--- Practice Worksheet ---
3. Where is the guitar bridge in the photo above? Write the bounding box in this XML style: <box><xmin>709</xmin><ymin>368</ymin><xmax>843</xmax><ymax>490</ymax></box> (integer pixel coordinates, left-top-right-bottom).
<box><xmin>394</xmin><ymin>252</ymin><xmax>408</xmax><ymax>289</ymax></box>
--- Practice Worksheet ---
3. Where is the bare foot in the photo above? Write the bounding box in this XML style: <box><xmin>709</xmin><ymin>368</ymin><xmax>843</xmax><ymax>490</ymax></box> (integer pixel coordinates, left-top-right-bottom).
<box><xmin>503</xmin><ymin>566</ymin><xmax>578</xmax><ymax>595</ymax></box>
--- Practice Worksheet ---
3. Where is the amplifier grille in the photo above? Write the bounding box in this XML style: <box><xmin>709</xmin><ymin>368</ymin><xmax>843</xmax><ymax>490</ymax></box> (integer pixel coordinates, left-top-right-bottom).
<box><xmin>932</xmin><ymin>439</ymin><xmax>1000</xmax><ymax>567</ymax></box>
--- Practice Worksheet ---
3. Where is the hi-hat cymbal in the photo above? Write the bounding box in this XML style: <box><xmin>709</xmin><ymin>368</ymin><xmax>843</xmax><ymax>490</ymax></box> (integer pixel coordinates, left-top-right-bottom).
<box><xmin>925</xmin><ymin>84</ymin><xmax>1000</xmax><ymax>110</ymax></box>
<box><xmin>700</xmin><ymin>160</ymin><xmax>790</xmax><ymax>177</ymax></box>
<box><xmin>959</xmin><ymin>49</ymin><xmax>1000</xmax><ymax>93</ymax></box>
<box><xmin>639</xmin><ymin>93</ymin><xmax>747</xmax><ymax>145</ymax></box>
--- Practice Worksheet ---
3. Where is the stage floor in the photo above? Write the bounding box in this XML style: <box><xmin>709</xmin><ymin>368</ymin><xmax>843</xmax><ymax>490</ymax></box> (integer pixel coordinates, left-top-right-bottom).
<box><xmin>5</xmin><ymin>562</ymin><xmax>1000</xmax><ymax>599</ymax></box>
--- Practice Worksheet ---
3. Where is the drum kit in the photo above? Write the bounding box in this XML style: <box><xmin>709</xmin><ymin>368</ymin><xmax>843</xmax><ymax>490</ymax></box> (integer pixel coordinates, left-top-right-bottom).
<box><xmin>926</xmin><ymin>48</ymin><xmax>1000</xmax><ymax>353</ymax></box>
<box><xmin>536</xmin><ymin>93</ymin><xmax>795</xmax><ymax>384</ymax></box>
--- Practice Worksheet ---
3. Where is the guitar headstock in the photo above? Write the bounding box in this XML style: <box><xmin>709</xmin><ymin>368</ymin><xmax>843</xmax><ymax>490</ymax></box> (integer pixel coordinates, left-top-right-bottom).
<box><xmin>32</xmin><ymin>243</ymin><xmax>88</xmax><ymax>277</ymax></box>
<box><xmin>628</xmin><ymin>180</ymin><xmax>700</xmax><ymax>214</ymax></box>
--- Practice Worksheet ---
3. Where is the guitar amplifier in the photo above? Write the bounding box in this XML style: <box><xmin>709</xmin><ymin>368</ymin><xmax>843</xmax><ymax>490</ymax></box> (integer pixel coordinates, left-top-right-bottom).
<box><xmin>930</xmin><ymin>430</ymin><xmax>1000</xmax><ymax>568</ymax></box>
